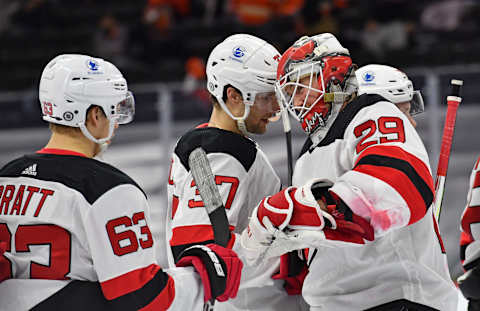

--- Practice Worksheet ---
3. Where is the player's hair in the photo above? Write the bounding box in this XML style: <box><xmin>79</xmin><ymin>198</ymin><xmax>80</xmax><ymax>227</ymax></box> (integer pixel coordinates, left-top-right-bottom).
<box><xmin>49</xmin><ymin>123</ymin><xmax>81</xmax><ymax>134</ymax></box>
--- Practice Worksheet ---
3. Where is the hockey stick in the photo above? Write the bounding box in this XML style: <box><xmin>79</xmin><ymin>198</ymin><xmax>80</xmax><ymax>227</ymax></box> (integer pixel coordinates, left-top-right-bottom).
<box><xmin>433</xmin><ymin>79</ymin><xmax>463</xmax><ymax>223</ymax></box>
<box><xmin>281</xmin><ymin>108</ymin><xmax>307</xmax><ymax>275</ymax></box>
<box><xmin>188</xmin><ymin>147</ymin><xmax>230</xmax><ymax>311</ymax></box>
<box><xmin>282</xmin><ymin>108</ymin><xmax>294</xmax><ymax>186</ymax></box>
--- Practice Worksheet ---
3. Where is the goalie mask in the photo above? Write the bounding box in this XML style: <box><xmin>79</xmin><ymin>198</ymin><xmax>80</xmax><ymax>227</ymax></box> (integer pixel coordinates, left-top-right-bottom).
<box><xmin>356</xmin><ymin>64</ymin><xmax>424</xmax><ymax>115</ymax></box>
<box><xmin>39</xmin><ymin>54</ymin><xmax>135</xmax><ymax>145</ymax></box>
<box><xmin>275</xmin><ymin>33</ymin><xmax>357</xmax><ymax>135</ymax></box>
<box><xmin>206</xmin><ymin>34</ymin><xmax>281</xmax><ymax>135</ymax></box>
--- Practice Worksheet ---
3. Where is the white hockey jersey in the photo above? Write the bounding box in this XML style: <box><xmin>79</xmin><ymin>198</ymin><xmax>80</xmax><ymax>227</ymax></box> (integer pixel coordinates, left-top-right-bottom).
<box><xmin>460</xmin><ymin>156</ymin><xmax>480</xmax><ymax>268</ymax></box>
<box><xmin>0</xmin><ymin>148</ymin><xmax>206</xmax><ymax>310</ymax></box>
<box><xmin>166</xmin><ymin>125</ymin><xmax>306</xmax><ymax>310</ymax></box>
<box><xmin>292</xmin><ymin>94</ymin><xmax>458</xmax><ymax>310</ymax></box>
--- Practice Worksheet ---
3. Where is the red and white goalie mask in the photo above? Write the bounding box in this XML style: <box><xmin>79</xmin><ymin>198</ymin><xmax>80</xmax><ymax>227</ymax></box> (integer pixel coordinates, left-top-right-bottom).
<box><xmin>275</xmin><ymin>33</ymin><xmax>357</xmax><ymax>135</ymax></box>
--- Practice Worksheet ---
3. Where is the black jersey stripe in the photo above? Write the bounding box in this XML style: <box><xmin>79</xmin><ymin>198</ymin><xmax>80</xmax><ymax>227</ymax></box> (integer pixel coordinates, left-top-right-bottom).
<box><xmin>175</xmin><ymin>127</ymin><xmax>257</xmax><ymax>172</ymax></box>
<box><xmin>32</xmin><ymin>270</ymin><xmax>172</xmax><ymax>311</ymax></box>
<box><xmin>0</xmin><ymin>153</ymin><xmax>145</xmax><ymax>205</ymax></box>
<box><xmin>108</xmin><ymin>269</ymin><xmax>171</xmax><ymax>310</ymax></box>
<box><xmin>354</xmin><ymin>154</ymin><xmax>434</xmax><ymax>210</ymax></box>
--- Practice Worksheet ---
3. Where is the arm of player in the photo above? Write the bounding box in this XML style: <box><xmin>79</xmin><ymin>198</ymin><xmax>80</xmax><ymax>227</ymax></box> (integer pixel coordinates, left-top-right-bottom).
<box><xmin>170</xmin><ymin>152</ymin><xmax>248</xmax><ymax>260</ymax></box>
<box><xmin>330</xmin><ymin>103</ymin><xmax>434</xmax><ymax>236</ymax></box>
<box><xmin>240</xmin><ymin>179</ymin><xmax>374</xmax><ymax>262</ymax></box>
<box><xmin>84</xmin><ymin>184</ymin><xmax>241</xmax><ymax>309</ymax></box>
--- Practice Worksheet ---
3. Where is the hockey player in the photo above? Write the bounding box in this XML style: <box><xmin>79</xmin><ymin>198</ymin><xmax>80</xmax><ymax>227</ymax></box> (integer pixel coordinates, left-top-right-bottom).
<box><xmin>0</xmin><ymin>54</ymin><xmax>242</xmax><ymax>310</ymax></box>
<box><xmin>166</xmin><ymin>34</ymin><xmax>307</xmax><ymax>310</ymax></box>
<box><xmin>241</xmin><ymin>34</ymin><xmax>459</xmax><ymax>310</ymax></box>
<box><xmin>458</xmin><ymin>156</ymin><xmax>480</xmax><ymax>310</ymax></box>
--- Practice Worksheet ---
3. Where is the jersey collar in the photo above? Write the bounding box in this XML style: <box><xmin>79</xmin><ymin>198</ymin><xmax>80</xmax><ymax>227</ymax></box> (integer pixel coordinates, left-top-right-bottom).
<box><xmin>36</xmin><ymin>148</ymin><xmax>87</xmax><ymax>158</ymax></box>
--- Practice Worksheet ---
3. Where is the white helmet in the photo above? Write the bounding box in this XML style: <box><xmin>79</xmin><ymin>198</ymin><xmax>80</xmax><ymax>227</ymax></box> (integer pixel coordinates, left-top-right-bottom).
<box><xmin>206</xmin><ymin>34</ymin><xmax>281</xmax><ymax>134</ymax></box>
<box><xmin>39</xmin><ymin>54</ymin><xmax>135</xmax><ymax>144</ymax></box>
<box><xmin>356</xmin><ymin>64</ymin><xmax>424</xmax><ymax>115</ymax></box>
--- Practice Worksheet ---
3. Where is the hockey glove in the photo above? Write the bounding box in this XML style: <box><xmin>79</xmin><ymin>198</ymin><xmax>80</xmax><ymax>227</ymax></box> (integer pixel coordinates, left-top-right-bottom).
<box><xmin>176</xmin><ymin>243</ymin><xmax>243</xmax><ymax>303</ymax></box>
<box><xmin>256</xmin><ymin>179</ymin><xmax>373</xmax><ymax>240</ymax></box>
<box><xmin>272</xmin><ymin>252</ymin><xmax>308</xmax><ymax>295</ymax></box>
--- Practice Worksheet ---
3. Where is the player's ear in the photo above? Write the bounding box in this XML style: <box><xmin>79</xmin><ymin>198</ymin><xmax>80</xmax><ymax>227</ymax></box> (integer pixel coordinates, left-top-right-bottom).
<box><xmin>226</xmin><ymin>87</ymin><xmax>242</xmax><ymax>104</ymax></box>
<box><xmin>85</xmin><ymin>106</ymin><xmax>105</xmax><ymax>127</ymax></box>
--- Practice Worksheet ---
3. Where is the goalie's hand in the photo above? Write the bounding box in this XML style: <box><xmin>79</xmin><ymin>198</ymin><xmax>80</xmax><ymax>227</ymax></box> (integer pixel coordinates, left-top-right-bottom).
<box><xmin>176</xmin><ymin>244</ymin><xmax>243</xmax><ymax>303</ymax></box>
<box><xmin>255</xmin><ymin>179</ymin><xmax>373</xmax><ymax>240</ymax></box>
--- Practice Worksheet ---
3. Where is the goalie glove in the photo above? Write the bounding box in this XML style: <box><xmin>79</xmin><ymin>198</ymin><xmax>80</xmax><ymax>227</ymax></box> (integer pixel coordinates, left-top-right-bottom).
<box><xmin>176</xmin><ymin>244</ymin><xmax>243</xmax><ymax>302</ymax></box>
<box><xmin>255</xmin><ymin>178</ymin><xmax>374</xmax><ymax>240</ymax></box>
<box><xmin>256</xmin><ymin>180</ymin><xmax>336</xmax><ymax>232</ymax></box>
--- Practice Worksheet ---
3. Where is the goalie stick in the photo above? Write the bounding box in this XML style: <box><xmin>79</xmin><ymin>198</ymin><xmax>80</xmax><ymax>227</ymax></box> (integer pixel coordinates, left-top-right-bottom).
<box><xmin>281</xmin><ymin>108</ymin><xmax>307</xmax><ymax>277</ymax></box>
<box><xmin>188</xmin><ymin>147</ymin><xmax>230</xmax><ymax>311</ymax></box>
<box><xmin>282</xmin><ymin>108</ymin><xmax>294</xmax><ymax>186</ymax></box>
<box><xmin>433</xmin><ymin>79</ymin><xmax>463</xmax><ymax>223</ymax></box>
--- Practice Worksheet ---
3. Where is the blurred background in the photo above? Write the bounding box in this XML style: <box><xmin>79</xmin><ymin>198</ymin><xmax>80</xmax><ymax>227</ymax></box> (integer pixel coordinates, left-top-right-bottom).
<box><xmin>1</xmin><ymin>0</ymin><xmax>480</xmax><ymax>285</ymax></box>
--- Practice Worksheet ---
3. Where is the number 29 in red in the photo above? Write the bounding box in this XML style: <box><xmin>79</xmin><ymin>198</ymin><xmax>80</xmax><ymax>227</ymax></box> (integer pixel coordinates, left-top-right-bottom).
<box><xmin>354</xmin><ymin>117</ymin><xmax>405</xmax><ymax>154</ymax></box>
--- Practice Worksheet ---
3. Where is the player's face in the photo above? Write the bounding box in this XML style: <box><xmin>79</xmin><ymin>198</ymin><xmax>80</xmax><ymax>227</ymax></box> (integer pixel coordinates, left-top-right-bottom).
<box><xmin>290</xmin><ymin>74</ymin><xmax>322</xmax><ymax>110</ymax></box>
<box><xmin>396</xmin><ymin>101</ymin><xmax>417</xmax><ymax>128</ymax></box>
<box><xmin>245</xmin><ymin>91</ymin><xmax>279</xmax><ymax>134</ymax></box>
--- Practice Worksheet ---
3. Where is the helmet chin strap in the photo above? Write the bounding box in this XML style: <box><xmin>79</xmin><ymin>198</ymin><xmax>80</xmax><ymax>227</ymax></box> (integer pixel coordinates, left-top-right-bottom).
<box><xmin>79</xmin><ymin>121</ymin><xmax>116</xmax><ymax>157</ymax></box>
<box><xmin>232</xmin><ymin>102</ymin><xmax>252</xmax><ymax>136</ymax></box>
<box><xmin>236</xmin><ymin>119</ymin><xmax>249</xmax><ymax>136</ymax></box>
<box><xmin>94</xmin><ymin>142</ymin><xmax>109</xmax><ymax>160</ymax></box>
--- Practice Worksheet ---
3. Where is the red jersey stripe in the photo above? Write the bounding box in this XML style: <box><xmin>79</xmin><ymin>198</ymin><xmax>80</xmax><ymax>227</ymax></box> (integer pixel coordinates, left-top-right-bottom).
<box><xmin>138</xmin><ymin>276</ymin><xmax>175</xmax><ymax>311</ymax></box>
<box><xmin>475</xmin><ymin>156</ymin><xmax>480</xmax><ymax>170</ymax></box>
<box><xmin>356</xmin><ymin>145</ymin><xmax>434</xmax><ymax>192</ymax></box>
<box><xmin>460</xmin><ymin>230</ymin><xmax>474</xmax><ymax>247</ymax></box>
<box><xmin>36</xmin><ymin>148</ymin><xmax>87</xmax><ymax>157</ymax></box>
<box><xmin>461</xmin><ymin>205</ymin><xmax>480</xmax><ymax>236</ymax></box>
<box><xmin>171</xmin><ymin>195</ymin><xmax>179</xmax><ymax>219</ymax></box>
<box><xmin>101</xmin><ymin>264</ymin><xmax>161</xmax><ymax>300</ymax></box>
<box><xmin>355</xmin><ymin>164</ymin><xmax>426</xmax><ymax>224</ymax></box>
<box><xmin>473</xmin><ymin>171</ymin><xmax>480</xmax><ymax>189</ymax></box>
<box><xmin>170</xmin><ymin>224</ymin><xmax>236</xmax><ymax>248</ymax></box>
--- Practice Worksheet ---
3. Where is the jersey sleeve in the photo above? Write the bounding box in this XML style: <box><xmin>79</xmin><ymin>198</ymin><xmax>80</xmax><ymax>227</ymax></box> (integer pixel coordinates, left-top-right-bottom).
<box><xmin>329</xmin><ymin>102</ymin><xmax>434</xmax><ymax>236</ymax></box>
<box><xmin>169</xmin><ymin>152</ymin><xmax>247</xmax><ymax>260</ymax></box>
<box><xmin>460</xmin><ymin>156</ymin><xmax>480</xmax><ymax>268</ymax></box>
<box><xmin>85</xmin><ymin>183</ymin><xmax>205</xmax><ymax>310</ymax></box>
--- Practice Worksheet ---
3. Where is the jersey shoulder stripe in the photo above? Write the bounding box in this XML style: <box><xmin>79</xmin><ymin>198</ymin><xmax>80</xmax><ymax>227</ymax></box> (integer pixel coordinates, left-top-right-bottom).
<box><xmin>0</xmin><ymin>153</ymin><xmax>145</xmax><ymax>204</ymax></box>
<box><xmin>298</xmin><ymin>94</ymin><xmax>386</xmax><ymax>158</ymax></box>
<box><xmin>174</xmin><ymin>127</ymin><xmax>257</xmax><ymax>171</ymax></box>
<box><xmin>354</xmin><ymin>145</ymin><xmax>434</xmax><ymax>223</ymax></box>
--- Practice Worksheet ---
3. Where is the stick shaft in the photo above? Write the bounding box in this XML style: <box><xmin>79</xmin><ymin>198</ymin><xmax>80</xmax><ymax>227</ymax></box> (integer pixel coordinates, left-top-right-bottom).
<box><xmin>282</xmin><ymin>109</ymin><xmax>293</xmax><ymax>186</ymax></box>
<box><xmin>188</xmin><ymin>147</ymin><xmax>231</xmax><ymax>310</ymax></box>
<box><xmin>433</xmin><ymin>80</ymin><xmax>463</xmax><ymax>222</ymax></box>
<box><xmin>189</xmin><ymin>147</ymin><xmax>230</xmax><ymax>247</ymax></box>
